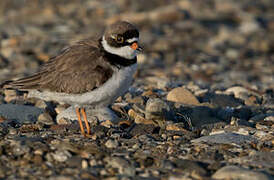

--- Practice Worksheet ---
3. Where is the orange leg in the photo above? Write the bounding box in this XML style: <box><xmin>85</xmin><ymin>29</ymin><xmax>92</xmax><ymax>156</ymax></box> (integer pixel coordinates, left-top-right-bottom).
<box><xmin>76</xmin><ymin>108</ymin><xmax>85</xmax><ymax>136</ymax></box>
<box><xmin>81</xmin><ymin>108</ymin><xmax>91</xmax><ymax>135</ymax></box>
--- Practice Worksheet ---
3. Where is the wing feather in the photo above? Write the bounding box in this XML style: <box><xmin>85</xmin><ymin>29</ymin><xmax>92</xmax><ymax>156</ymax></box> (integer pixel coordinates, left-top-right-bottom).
<box><xmin>1</xmin><ymin>38</ymin><xmax>114</xmax><ymax>94</ymax></box>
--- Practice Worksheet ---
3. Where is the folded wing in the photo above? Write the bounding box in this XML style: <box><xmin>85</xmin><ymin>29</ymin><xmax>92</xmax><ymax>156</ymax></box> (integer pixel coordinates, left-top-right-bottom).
<box><xmin>1</xmin><ymin>39</ymin><xmax>113</xmax><ymax>94</ymax></box>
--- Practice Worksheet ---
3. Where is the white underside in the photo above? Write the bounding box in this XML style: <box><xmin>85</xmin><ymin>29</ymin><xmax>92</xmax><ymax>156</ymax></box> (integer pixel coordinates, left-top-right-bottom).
<box><xmin>28</xmin><ymin>64</ymin><xmax>137</xmax><ymax>107</ymax></box>
<box><xmin>57</xmin><ymin>106</ymin><xmax>118</xmax><ymax>123</ymax></box>
<box><xmin>101</xmin><ymin>36</ymin><xmax>137</xmax><ymax>59</ymax></box>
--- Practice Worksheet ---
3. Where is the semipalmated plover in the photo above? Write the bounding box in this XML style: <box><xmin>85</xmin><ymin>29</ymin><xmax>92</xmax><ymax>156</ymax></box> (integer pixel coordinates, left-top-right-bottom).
<box><xmin>1</xmin><ymin>21</ymin><xmax>141</xmax><ymax>136</ymax></box>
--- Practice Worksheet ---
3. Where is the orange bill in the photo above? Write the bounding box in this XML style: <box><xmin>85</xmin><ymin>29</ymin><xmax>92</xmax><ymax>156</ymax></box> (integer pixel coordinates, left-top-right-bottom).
<box><xmin>130</xmin><ymin>42</ymin><xmax>138</xmax><ymax>50</ymax></box>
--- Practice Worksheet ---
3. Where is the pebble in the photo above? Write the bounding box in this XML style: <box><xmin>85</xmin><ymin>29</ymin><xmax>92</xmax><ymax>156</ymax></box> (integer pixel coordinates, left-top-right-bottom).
<box><xmin>56</xmin><ymin>117</ymin><xmax>71</xmax><ymax>125</ymax></box>
<box><xmin>105</xmin><ymin>139</ymin><xmax>119</xmax><ymax>149</ymax></box>
<box><xmin>264</xmin><ymin>116</ymin><xmax>274</xmax><ymax>122</ymax></box>
<box><xmin>89</xmin><ymin>159</ymin><xmax>98</xmax><ymax>167</ymax></box>
<box><xmin>54</xmin><ymin>105</ymin><xmax>67</xmax><ymax>114</ymax></box>
<box><xmin>3</xmin><ymin>89</ymin><xmax>19</xmax><ymax>103</ymax></box>
<box><xmin>166</xmin><ymin>87</ymin><xmax>200</xmax><ymax>105</ymax></box>
<box><xmin>52</xmin><ymin>150</ymin><xmax>72</xmax><ymax>163</ymax></box>
<box><xmin>194</xmin><ymin>89</ymin><xmax>208</xmax><ymax>96</ymax></box>
<box><xmin>225</xmin><ymin>86</ymin><xmax>251</xmax><ymax>99</ymax></box>
<box><xmin>166</xmin><ymin>123</ymin><xmax>186</xmax><ymax>132</ymax></box>
<box><xmin>81</xmin><ymin>160</ymin><xmax>88</xmax><ymax>169</ymax></box>
<box><xmin>128</xmin><ymin>109</ymin><xmax>154</xmax><ymax>125</ymax></box>
<box><xmin>145</xmin><ymin>98</ymin><xmax>172</xmax><ymax>122</ymax></box>
<box><xmin>253</xmin><ymin>131</ymin><xmax>268</xmax><ymax>139</ymax></box>
<box><xmin>239</xmin><ymin>20</ymin><xmax>260</xmax><ymax>34</ymax></box>
<box><xmin>127</xmin><ymin>96</ymin><xmax>145</xmax><ymax>105</ymax></box>
<box><xmin>234</xmin><ymin>128</ymin><xmax>249</xmax><ymax>136</ymax></box>
<box><xmin>33</xmin><ymin>155</ymin><xmax>43</xmax><ymax>165</ymax></box>
<box><xmin>35</xmin><ymin>100</ymin><xmax>49</xmax><ymax>109</ymax></box>
<box><xmin>37</xmin><ymin>112</ymin><xmax>54</xmax><ymax>125</ymax></box>
<box><xmin>12</xmin><ymin>144</ymin><xmax>30</xmax><ymax>156</ymax></box>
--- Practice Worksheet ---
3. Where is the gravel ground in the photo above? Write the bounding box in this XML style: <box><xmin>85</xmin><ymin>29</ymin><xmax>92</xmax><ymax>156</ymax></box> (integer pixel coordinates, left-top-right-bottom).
<box><xmin>0</xmin><ymin>0</ymin><xmax>273</xmax><ymax>179</ymax></box>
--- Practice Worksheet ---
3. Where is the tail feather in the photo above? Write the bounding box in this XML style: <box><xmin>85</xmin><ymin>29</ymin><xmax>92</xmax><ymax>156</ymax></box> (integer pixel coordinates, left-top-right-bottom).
<box><xmin>0</xmin><ymin>80</ymin><xmax>13</xmax><ymax>89</ymax></box>
<box><xmin>0</xmin><ymin>73</ymin><xmax>42</xmax><ymax>90</ymax></box>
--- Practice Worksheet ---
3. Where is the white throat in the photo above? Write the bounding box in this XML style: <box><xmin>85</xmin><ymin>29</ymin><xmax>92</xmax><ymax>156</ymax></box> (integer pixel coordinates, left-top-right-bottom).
<box><xmin>102</xmin><ymin>36</ymin><xmax>137</xmax><ymax>59</ymax></box>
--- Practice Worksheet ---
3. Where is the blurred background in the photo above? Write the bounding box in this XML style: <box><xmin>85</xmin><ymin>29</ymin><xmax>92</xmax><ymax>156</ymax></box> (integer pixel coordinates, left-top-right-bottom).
<box><xmin>0</xmin><ymin>0</ymin><xmax>273</xmax><ymax>91</ymax></box>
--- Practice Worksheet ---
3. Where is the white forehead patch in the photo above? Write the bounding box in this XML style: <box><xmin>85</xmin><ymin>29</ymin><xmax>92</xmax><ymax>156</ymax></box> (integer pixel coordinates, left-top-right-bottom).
<box><xmin>126</xmin><ymin>37</ymin><xmax>139</xmax><ymax>44</ymax></box>
<box><xmin>102</xmin><ymin>36</ymin><xmax>137</xmax><ymax>60</ymax></box>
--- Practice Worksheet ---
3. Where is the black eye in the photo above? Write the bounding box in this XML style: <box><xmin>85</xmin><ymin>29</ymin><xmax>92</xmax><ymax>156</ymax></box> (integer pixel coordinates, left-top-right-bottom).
<box><xmin>115</xmin><ymin>35</ymin><xmax>124</xmax><ymax>43</ymax></box>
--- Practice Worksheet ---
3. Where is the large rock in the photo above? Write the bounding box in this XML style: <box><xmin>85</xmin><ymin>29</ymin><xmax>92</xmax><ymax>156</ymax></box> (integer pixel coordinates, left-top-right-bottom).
<box><xmin>0</xmin><ymin>104</ymin><xmax>44</xmax><ymax>124</ymax></box>
<box><xmin>167</xmin><ymin>87</ymin><xmax>200</xmax><ymax>105</ymax></box>
<box><xmin>191</xmin><ymin>132</ymin><xmax>257</xmax><ymax>145</ymax></box>
<box><xmin>212</xmin><ymin>165</ymin><xmax>271</xmax><ymax>180</ymax></box>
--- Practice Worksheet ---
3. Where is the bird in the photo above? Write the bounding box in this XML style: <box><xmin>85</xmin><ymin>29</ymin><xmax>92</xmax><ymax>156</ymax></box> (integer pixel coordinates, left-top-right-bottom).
<box><xmin>1</xmin><ymin>21</ymin><xmax>142</xmax><ymax>136</ymax></box>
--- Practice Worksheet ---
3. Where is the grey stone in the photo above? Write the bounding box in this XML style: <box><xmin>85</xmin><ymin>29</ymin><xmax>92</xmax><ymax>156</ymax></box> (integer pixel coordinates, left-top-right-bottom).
<box><xmin>0</xmin><ymin>104</ymin><xmax>44</xmax><ymax>124</ymax></box>
<box><xmin>212</xmin><ymin>165</ymin><xmax>271</xmax><ymax>180</ymax></box>
<box><xmin>145</xmin><ymin>98</ymin><xmax>172</xmax><ymax>121</ymax></box>
<box><xmin>191</xmin><ymin>132</ymin><xmax>257</xmax><ymax>145</ymax></box>
<box><xmin>190</xmin><ymin>106</ymin><xmax>222</xmax><ymax>127</ymax></box>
